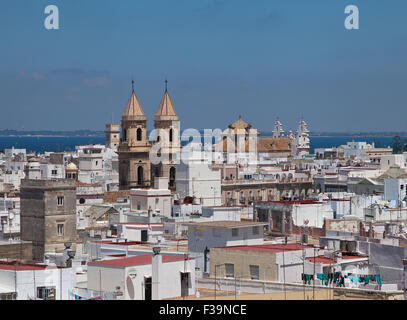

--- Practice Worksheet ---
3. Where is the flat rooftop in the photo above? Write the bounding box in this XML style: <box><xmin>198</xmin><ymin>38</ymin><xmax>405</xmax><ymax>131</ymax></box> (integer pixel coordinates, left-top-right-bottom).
<box><xmin>115</xmin><ymin>222</ymin><xmax>163</xmax><ymax>226</ymax></box>
<box><xmin>255</xmin><ymin>200</ymin><xmax>322</xmax><ymax>205</ymax></box>
<box><xmin>181</xmin><ymin>221</ymin><xmax>268</xmax><ymax>228</ymax></box>
<box><xmin>213</xmin><ymin>243</ymin><xmax>321</xmax><ymax>253</ymax></box>
<box><xmin>88</xmin><ymin>254</ymin><xmax>189</xmax><ymax>268</ymax></box>
<box><xmin>90</xmin><ymin>240</ymin><xmax>149</xmax><ymax>246</ymax></box>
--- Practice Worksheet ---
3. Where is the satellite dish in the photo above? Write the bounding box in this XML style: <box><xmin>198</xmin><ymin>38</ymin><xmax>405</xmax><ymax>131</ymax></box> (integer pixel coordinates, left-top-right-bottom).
<box><xmin>126</xmin><ymin>276</ymin><xmax>135</xmax><ymax>300</ymax></box>
<box><xmin>9</xmin><ymin>212</ymin><xmax>14</xmax><ymax>220</ymax></box>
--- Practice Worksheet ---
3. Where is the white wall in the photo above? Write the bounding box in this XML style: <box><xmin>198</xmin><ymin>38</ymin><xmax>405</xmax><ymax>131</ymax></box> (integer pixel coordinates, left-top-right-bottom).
<box><xmin>289</xmin><ymin>203</ymin><xmax>334</xmax><ymax>228</ymax></box>
<box><xmin>87</xmin><ymin>259</ymin><xmax>195</xmax><ymax>300</ymax></box>
<box><xmin>201</xmin><ymin>207</ymin><xmax>242</xmax><ymax>222</ymax></box>
<box><xmin>130</xmin><ymin>188</ymin><xmax>172</xmax><ymax>217</ymax></box>
<box><xmin>40</xmin><ymin>164</ymin><xmax>65</xmax><ymax>179</ymax></box>
<box><xmin>188</xmin><ymin>225</ymin><xmax>264</xmax><ymax>270</ymax></box>
<box><xmin>385</xmin><ymin>178</ymin><xmax>407</xmax><ymax>202</ymax></box>
<box><xmin>0</xmin><ymin>268</ymin><xmax>74</xmax><ymax>300</ymax></box>
<box><xmin>176</xmin><ymin>159</ymin><xmax>221</xmax><ymax>206</ymax></box>
<box><xmin>188</xmin><ymin>226</ymin><xmax>264</xmax><ymax>254</ymax></box>
<box><xmin>380</xmin><ymin>154</ymin><xmax>406</xmax><ymax>171</ymax></box>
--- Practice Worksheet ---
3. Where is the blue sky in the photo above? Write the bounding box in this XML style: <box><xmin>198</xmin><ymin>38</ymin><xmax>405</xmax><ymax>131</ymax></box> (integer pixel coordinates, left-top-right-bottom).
<box><xmin>0</xmin><ymin>0</ymin><xmax>406</xmax><ymax>132</ymax></box>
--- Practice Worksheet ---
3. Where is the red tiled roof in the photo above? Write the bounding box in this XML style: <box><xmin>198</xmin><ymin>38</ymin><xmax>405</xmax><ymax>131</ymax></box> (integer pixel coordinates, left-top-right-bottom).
<box><xmin>305</xmin><ymin>256</ymin><xmax>336</xmax><ymax>265</ymax></box>
<box><xmin>0</xmin><ymin>261</ymin><xmax>60</xmax><ymax>271</ymax></box>
<box><xmin>258</xmin><ymin>200</ymin><xmax>321</xmax><ymax>205</ymax></box>
<box><xmin>116</xmin><ymin>223</ymin><xmax>163</xmax><ymax>226</ymax></box>
<box><xmin>88</xmin><ymin>254</ymin><xmax>188</xmax><ymax>267</ymax></box>
<box><xmin>90</xmin><ymin>240</ymin><xmax>149</xmax><ymax>246</ymax></box>
<box><xmin>214</xmin><ymin>243</ymin><xmax>320</xmax><ymax>253</ymax></box>
<box><xmin>341</xmin><ymin>255</ymin><xmax>368</xmax><ymax>260</ymax></box>
<box><xmin>76</xmin><ymin>181</ymin><xmax>101</xmax><ymax>187</ymax></box>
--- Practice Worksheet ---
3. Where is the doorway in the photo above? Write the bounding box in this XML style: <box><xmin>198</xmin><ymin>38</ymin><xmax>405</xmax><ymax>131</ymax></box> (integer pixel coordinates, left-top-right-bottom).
<box><xmin>180</xmin><ymin>272</ymin><xmax>190</xmax><ymax>297</ymax></box>
<box><xmin>144</xmin><ymin>277</ymin><xmax>152</xmax><ymax>300</ymax></box>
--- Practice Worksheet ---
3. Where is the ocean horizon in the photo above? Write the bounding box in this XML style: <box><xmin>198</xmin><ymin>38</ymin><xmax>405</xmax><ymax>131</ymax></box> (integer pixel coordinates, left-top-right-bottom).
<box><xmin>0</xmin><ymin>135</ymin><xmax>402</xmax><ymax>154</ymax></box>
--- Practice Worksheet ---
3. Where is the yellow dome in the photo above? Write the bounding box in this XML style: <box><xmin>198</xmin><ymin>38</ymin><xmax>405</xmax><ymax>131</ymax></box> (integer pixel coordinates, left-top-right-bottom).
<box><xmin>66</xmin><ymin>162</ymin><xmax>78</xmax><ymax>171</ymax></box>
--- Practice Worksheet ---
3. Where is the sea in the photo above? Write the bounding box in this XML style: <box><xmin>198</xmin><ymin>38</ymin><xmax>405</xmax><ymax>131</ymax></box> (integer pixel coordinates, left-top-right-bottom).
<box><xmin>0</xmin><ymin>135</ymin><xmax>403</xmax><ymax>154</ymax></box>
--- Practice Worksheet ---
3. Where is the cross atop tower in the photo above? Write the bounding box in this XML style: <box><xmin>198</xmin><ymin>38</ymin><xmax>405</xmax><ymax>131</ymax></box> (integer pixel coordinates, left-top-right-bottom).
<box><xmin>131</xmin><ymin>79</ymin><xmax>135</xmax><ymax>92</ymax></box>
<box><xmin>165</xmin><ymin>79</ymin><xmax>168</xmax><ymax>92</ymax></box>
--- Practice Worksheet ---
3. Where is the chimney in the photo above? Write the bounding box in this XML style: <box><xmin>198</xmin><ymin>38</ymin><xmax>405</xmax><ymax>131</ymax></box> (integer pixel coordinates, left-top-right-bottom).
<box><xmin>152</xmin><ymin>247</ymin><xmax>162</xmax><ymax>300</ymax></box>
<box><xmin>62</xmin><ymin>242</ymin><xmax>75</xmax><ymax>267</ymax></box>
<box><xmin>119</xmin><ymin>207</ymin><xmax>125</xmax><ymax>223</ymax></box>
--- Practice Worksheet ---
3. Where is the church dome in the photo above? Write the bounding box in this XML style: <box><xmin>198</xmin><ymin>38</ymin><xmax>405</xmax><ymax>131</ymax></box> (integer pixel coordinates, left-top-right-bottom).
<box><xmin>66</xmin><ymin>162</ymin><xmax>78</xmax><ymax>171</ymax></box>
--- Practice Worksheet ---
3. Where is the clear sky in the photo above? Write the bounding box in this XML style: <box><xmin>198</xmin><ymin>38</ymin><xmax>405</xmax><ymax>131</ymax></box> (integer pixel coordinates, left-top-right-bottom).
<box><xmin>0</xmin><ymin>0</ymin><xmax>406</xmax><ymax>133</ymax></box>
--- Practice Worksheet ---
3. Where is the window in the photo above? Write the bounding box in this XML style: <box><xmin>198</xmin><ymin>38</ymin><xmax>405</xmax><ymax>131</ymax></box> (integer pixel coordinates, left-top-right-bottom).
<box><xmin>95</xmin><ymin>161</ymin><xmax>98</xmax><ymax>166</ymax></box>
<box><xmin>227</xmin><ymin>192</ymin><xmax>231</xmax><ymax>201</ymax></box>
<box><xmin>37</xmin><ymin>287</ymin><xmax>56</xmax><ymax>300</ymax></box>
<box><xmin>155</xmin><ymin>198</ymin><xmax>159</xmax><ymax>204</ymax></box>
<box><xmin>57</xmin><ymin>196</ymin><xmax>64</xmax><ymax>206</ymax></box>
<box><xmin>268</xmin><ymin>190</ymin><xmax>273</xmax><ymax>201</ymax></box>
<box><xmin>137</xmin><ymin>128</ymin><xmax>142</xmax><ymax>141</ymax></box>
<box><xmin>232</xmin><ymin>229</ymin><xmax>238</xmax><ymax>237</ymax></box>
<box><xmin>137</xmin><ymin>202</ymin><xmax>141</xmax><ymax>210</ymax></box>
<box><xmin>180</xmin><ymin>272</ymin><xmax>190</xmax><ymax>297</ymax></box>
<box><xmin>225</xmin><ymin>264</ymin><xmax>234</xmax><ymax>278</ymax></box>
<box><xmin>0</xmin><ymin>293</ymin><xmax>16</xmax><ymax>300</ymax></box>
<box><xmin>137</xmin><ymin>166</ymin><xmax>144</xmax><ymax>185</ymax></box>
<box><xmin>169</xmin><ymin>129</ymin><xmax>173</xmax><ymax>142</ymax></box>
<box><xmin>57</xmin><ymin>224</ymin><xmax>64</xmax><ymax>236</ymax></box>
<box><xmin>249</xmin><ymin>265</ymin><xmax>259</xmax><ymax>280</ymax></box>
<box><xmin>257</xmin><ymin>190</ymin><xmax>261</xmax><ymax>200</ymax></box>
<box><xmin>169</xmin><ymin>167</ymin><xmax>176</xmax><ymax>187</ymax></box>
<box><xmin>51</xmin><ymin>170</ymin><xmax>57</xmax><ymax>175</ymax></box>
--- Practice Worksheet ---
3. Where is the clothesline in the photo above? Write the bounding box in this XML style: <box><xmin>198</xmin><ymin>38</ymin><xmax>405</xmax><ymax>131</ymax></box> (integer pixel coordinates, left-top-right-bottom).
<box><xmin>302</xmin><ymin>272</ymin><xmax>382</xmax><ymax>288</ymax></box>
<box><xmin>68</xmin><ymin>291</ymin><xmax>103</xmax><ymax>300</ymax></box>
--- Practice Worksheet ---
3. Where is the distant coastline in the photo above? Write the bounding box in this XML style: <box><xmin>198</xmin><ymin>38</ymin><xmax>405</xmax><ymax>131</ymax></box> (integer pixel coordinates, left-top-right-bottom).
<box><xmin>0</xmin><ymin>130</ymin><xmax>406</xmax><ymax>138</ymax></box>
<box><xmin>0</xmin><ymin>130</ymin><xmax>104</xmax><ymax>138</ymax></box>
<box><xmin>0</xmin><ymin>134</ymin><xmax>402</xmax><ymax>153</ymax></box>
<box><xmin>0</xmin><ymin>135</ymin><xmax>104</xmax><ymax>137</ymax></box>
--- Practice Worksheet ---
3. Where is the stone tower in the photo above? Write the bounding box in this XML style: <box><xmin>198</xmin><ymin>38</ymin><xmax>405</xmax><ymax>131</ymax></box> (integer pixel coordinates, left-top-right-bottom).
<box><xmin>151</xmin><ymin>80</ymin><xmax>180</xmax><ymax>189</ymax></box>
<box><xmin>105</xmin><ymin>123</ymin><xmax>120</xmax><ymax>151</ymax></box>
<box><xmin>293</xmin><ymin>118</ymin><xmax>310</xmax><ymax>157</ymax></box>
<box><xmin>272</xmin><ymin>119</ymin><xmax>285</xmax><ymax>138</ymax></box>
<box><xmin>118</xmin><ymin>81</ymin><xmax>151</xmax><ymax>190</ymax></box>
<box><xmin>20</xmin><ymin>179</ymin><xmax>77</xmax><ymax>262</ymax></box>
